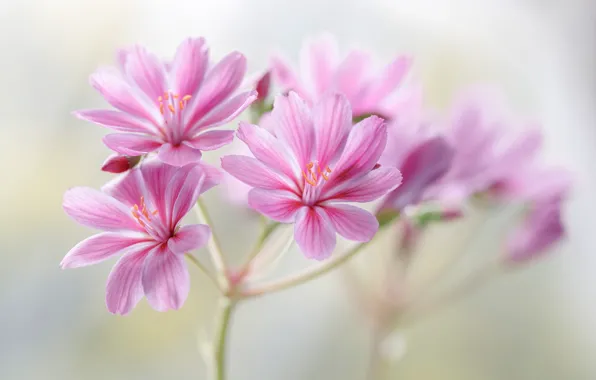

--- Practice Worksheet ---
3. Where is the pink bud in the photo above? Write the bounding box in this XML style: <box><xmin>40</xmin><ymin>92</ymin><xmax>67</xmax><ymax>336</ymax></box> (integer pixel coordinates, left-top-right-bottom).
<box><xmin>101</xmin><ymin>154</ymin><xmax>140</xmax><ymax>174</ymax></box>
<box><xmin>255</xmin><ymin>71</ymin><xmax>271</xmax><ymax>102</ymax></box>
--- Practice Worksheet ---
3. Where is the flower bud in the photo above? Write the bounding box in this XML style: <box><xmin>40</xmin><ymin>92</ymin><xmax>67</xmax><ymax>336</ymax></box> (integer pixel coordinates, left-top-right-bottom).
<box><xmin>101</xmin><ymin>154</ymin><xmax>140</xmax><ymax>174</ymax></box>
<box><xmin>255</xmin><ymin>71</ymin><xmax>271</xmax><ymax>103</ymax></box>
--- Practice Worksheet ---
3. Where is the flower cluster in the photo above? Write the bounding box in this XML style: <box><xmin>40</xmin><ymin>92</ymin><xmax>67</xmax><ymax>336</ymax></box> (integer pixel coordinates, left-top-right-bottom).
<box><xmin>63</xmin><ymin>34</ymin><xmax>571</xmax><ymax>324</ymax></box>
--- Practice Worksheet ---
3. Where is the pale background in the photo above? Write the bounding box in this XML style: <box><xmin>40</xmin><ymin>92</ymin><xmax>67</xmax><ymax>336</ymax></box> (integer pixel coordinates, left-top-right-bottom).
<box><xmin>1</xmin><ymin>0</ymin><xmax>595</xmax><ymax>379</ymax></box>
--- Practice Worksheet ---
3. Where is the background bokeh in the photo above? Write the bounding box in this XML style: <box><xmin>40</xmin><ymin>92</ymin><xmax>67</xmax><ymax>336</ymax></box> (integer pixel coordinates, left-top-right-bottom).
<box><xmin>1</xmin><ymin>0</ymin><xmax>595</xmax><ymax>379</ymax></box>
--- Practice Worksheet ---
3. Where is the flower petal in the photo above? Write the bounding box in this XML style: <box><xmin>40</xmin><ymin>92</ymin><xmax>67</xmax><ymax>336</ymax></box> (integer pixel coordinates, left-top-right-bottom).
<box><xmin>157</xmin><ymin>142</ymin><xmax>203</xmax><ymax>166</ymax></box>
<box><xmin>270</xmin><ymin>92</ymin><xmax>314</xmax><ymax>168</ymax></box>
<box><xmin>187</xmin><ymin>130</ymin><xmax>235</xmax><ymax>151</ymax></box>
<box><xmin>323</xmin><ymin>166</ymin><xmax>402</xmax><ymax>203</ymax></box>
<box><xmin>270</xmin><ymin>55</ymin><xmax>310</xmax><ymax>99</ymax></box>
<box><xmin>124</xmin><ymin>45</ymin><xmax>167</xmax><ymax>104</ymax></box>
<box><xmin>168</xmin><ymin>224</ymin><xmax>211</xmax><ymax>254</ymax></box>
<box><xmin>191</xmin><ymin>90</ymin><xmax>257</xmax><ymax>132</ymax></box>
<box><xmin>171</xmin><ymin>37</ymin><xmax>209</xmax><ymax>97</ymax></box>
<box><xmin>195</xmin><ymin>161</ymin><xmax>223</xmax><ymax>192</ymax></box>
<box><xmin>105</xmin><ymin>242</ymin><xmax>155</xmax><ymax>315</ymax></box>
<box><xmin>334</xmin><ymin>50</ymin><xmax>372</xmax><ymax>102</ymax></box>
<box><xmin>63</xmin><ymin>187</ymin><xmax>141</xmax><ymax>231</ymax></box>
<box><xmin>327</xmin><ymin>115</ymin><xmax>387</xmax><ymax>186</ymax></box>
<box><xmin>323</xmin><ymin>204</ymin><xmax>378</xmax><ymax>242</ymax></box>
<box><xmin>90</xmin><ymin>68</ymin><xmax>159</xmax><ymax>124</ymax></box>
<box><xmin>294</xmin><ymin>206</ymin><xmax>336</xmax><ymax>260</ymax></box>
<box><xmin>74</xmin><ymin>109</ymin><xmax>157</xmax><ymax>134</ymax></box>
<box><xmin>384</xmin><ymin>137</ymin><xmax>454</xmax><ymax>210</ymax></box>
<box><xmin>101</xmin><ymin>168</ymin><xmax>145</xmax><ymax>207</ymax></box>
<box><xmin>61</xmin><ymin>233</ymin><xmax>150</xmax><ymax>268</ymax></box>
<box><xmin>103</xmin><ymin>133</ymin><xmax>163</xmax><ymax>156</ymax></box>
<box><xmin>361</xmin><ymin>55</ymin><xmax>411</xmax><ymax>107</ymax></box>
<box><xmin>313</xmin><ymin>93</ymin><xmax>352</xmax><ymax>168</ymax></box>
<box><xmin>299</xmin><ymin>34</ymin><xmax>339</xmax><ymax>95</ymax></box>
<box><xmin>236</xmin><ymin>121</ymin><xmax>299</xmax><ymax>181</ymax></box>
<box><xmin>184</xmin><ymin>52</ymin><xmax>247</xmax><ymax>131</ymax></box>
<box><xmin>221</xmin><ymin>155</ymin><xmax>293</xmax><ymax>190</ymax></box>
<box><xmin>142</xmin><ymin>245</ymin><xmax>190</xmax><ymax>312</ymax></box>
<box><xmin>248</xmin><ymin>188</ymin><xmax>302</xmax><ymax>222</ymax></box>
<box><xmin>165</xmin><ymin>164</ymin><xmax>205</xmax><ymax>227</ymax></box>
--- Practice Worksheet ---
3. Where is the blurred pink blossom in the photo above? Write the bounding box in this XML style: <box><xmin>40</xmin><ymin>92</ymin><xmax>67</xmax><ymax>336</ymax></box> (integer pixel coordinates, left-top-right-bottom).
<box><xmin>62</xmin><ymin>160</ymin><xmax>211</xmax><ymax>315</ymax></box>
<box><xmin>271</xmin><ymin>34</ymin><xmax>411</xmax><ymax>118</ymax></box>
<box><xmin>222</xmin><ymin>92</ymin><xmax>402</xmax><ymax>259</ymax></box>
<box><xmin>75</xmin><ymin>37</ymin><xmax>257</xmax><ymax>166</ymax></box>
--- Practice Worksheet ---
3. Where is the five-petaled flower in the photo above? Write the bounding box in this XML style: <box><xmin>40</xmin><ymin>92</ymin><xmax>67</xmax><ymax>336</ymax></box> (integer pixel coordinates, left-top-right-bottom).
<box><xmin>61</xmin><ymin>160</ymin><xmax>211</xmax><ymax>315</ymax></box>
<box><xmin>75</xmin><ymin>37</ymin><xmax>257</xmax><ymax>167</ymax></box>
<box><xmin>222</xmin><ymin>92</ymin><xmax>402</xmax><ymax>260</ymax></box>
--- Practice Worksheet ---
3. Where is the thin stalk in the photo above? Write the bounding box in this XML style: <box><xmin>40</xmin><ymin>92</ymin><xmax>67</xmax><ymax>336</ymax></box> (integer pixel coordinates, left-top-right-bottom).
<box><xmin>195</xmin><ymin>199</ymin><xmax>228</xmax><ymax>289</ymax></box>
<box><xmin>213</xmin><ymin>297</ymin><xmax>236</xmax><ymax>380</ymax></box>
<box><xmin>185</xmin><ymin>253</ymin><xmax>220</xmax><ymax>291</ymax></box>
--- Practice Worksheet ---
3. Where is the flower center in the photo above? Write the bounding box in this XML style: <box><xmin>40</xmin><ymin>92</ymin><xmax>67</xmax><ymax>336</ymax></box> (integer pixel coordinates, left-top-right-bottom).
<box><xmin>131</xmin><ymin>196</ymin><xmax>158</xmax><ymax>228</ymax></box>
<box><xmin>302</xmin><ymin>161</ymin><xmax>332</xmax><ymax>186</ymax></box>
<box><xmin>158</xmin><ymin>92</ymin><xmax>192</xmax><ymax>116</ymax></box>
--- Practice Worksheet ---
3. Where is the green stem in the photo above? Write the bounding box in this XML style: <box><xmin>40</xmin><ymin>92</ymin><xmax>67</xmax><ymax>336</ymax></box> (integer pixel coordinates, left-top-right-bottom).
<box><xmin>244</xmin><ymin>222</ymin><xmax>281</xmax><ymax>265</ymax></box>
<box><xmin>213</xmin><ymin>297</ymin><xmax>236</xmax><ymax>380</ymax></box>
<box><xmin>195</xmin><ymin>199</ymin><xmax>228</xmax><ymax>289</ymax></box>
<box><xmin>242</xmin><ymin>242</ymin><xmax>367</xmax><ymax>298</ymax></box>
<box><xmin>185</xmin><ymin>253</ymin><xmax>220</xmax><ymax>291</ymax></box>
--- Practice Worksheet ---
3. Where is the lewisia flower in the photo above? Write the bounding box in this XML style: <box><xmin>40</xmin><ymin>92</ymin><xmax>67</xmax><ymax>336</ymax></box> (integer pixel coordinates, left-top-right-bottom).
<box><xmin>76</xmin><ymin>38</ymin><xmax>257</xmax><ymax>166</ymax></box>
<box><xmin>379</xmin><ymin>91</ymin><xmax>454</xmax><ymax>211</ymax></box>
<box><xmin>222</xmin><ymin>92</ymin><xmax>403</xmax><ymax>259</ymax></box>
<box><xmin>271</xmin><ymin>34</ymin><xmax>411</xmax><ymax>118</ymax></box>
<box><xmin>61</xmin><ymin>160</ymin><xmax>211</xmax><ymax>315</ymax></box>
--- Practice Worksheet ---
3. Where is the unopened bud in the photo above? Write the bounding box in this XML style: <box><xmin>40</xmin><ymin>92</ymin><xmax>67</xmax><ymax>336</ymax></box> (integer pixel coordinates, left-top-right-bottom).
<box><xmin>255</xmin><ymin>71</ymin><xmax>271</xmax><ymax>103</ymax></box>
<box><xmin>101</xmin><ymin>154</ymin><xmax>141</xmax><ymax>174</ymax></box>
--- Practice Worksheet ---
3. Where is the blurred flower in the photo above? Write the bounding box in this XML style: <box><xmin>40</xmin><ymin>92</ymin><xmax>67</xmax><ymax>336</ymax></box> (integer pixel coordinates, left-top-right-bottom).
<box><xmin>61</xmin><ymin>160</ymin><xmax>211</xmax><ymax>315</ymax></box>
<box><xmin>379</xmin><ymin>91</ymin><xmax>454</xmax><ymax>210</ymax></box>
<box><xmin>101</xmin><ymin>154</ymin><xmax>140</xmax><ymax>173</ymax></box>
<box><xmin>222</xmin><ymin>92</ymin><xmax>402</xmax><ymax>259</ymax></box>
<box><xmin>75</xmin><ymin>37</ymin><xmax>257</xmax><ymax>166</ymax></box>
<box><xmin>271</xmin><ymin>33</ymin><xmax>411</xmax><ymax>118</ymax></box>
<box><xmin>506</xmin><ymin>194</ymin><xmax>567</xmax><ymax>263</ymax></box>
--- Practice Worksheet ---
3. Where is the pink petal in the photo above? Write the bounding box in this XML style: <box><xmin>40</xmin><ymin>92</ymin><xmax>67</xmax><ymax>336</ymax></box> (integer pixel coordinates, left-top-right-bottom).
<box><xmin>323</xmin><ymin>166</ymin><xmax>402</xmax><ymax>203</ymax></box>
<box><xmin>236</xmin><ymin>121</ymin><xmax>298</xmax><ymax>181</ymax></box>
<box><xmin>101</xmin><ymin>168</ymin><xmax>144</xmax><ymax>207</ymax></box>
<box><xmin>323</xmin><ymin>204</ymin><xmax>378</xmax><ymax>242</ymax></box>
<box><xmin>142</xmin><ymin>245</ymin><xmax>190</xmax><ymax>311</ymax></box>
<box><xmin>165</xmin><ymin>164</ymin><xmax>205</xmax><ymax>227</ymax></box>
<box><xmin>105</xmin><ymin>243</ymin><xmax>155</xmax><ymax>315</ymax></box>
<box><xmin>103</xmin><ymin>133</ymin><xmax>163</xmax><ymax>156</ymax></box>
<box><xmin>167</xmin><ymin>224</ymin><xmax>211</xmax><ymax>254</ymax></box>
<box><xmin>361</xmin><ymin>55</ymin><xmax>411</xmax><ymax>107</ymax></box>
<box><xmin>90</xmin><ymin>68</ymin><xmax>159</xmax><ymax>124</ymax></box>
<box><xmin>74</xmin><ymin>109</ymin><xmax>157</xmax><ymax>134</ymax></box>
<box><xmin>139</xmin><ymin>160</ymin><xmax>179</xmax><ymax>221</ymax></box>
<box><xmin>63</xmin><ymin>187</ymin><xmax>141</xmax><ymax>232</ymax></box>
<box><xmin>313</xmin><ymin>93</ymin><xmax>352</xmax><ymax>168</ymax></box>
<box><xmin>195</xmin><ymin>161</ymin><xmax>223</xmax><ymax>192</ymax></box>
<box><xmin>270</xmin><ymin>92</ymin><xmax>314</xmax><ymax>168</ymax></box>
<box><xmin>507</xmin><ymin>198</ymin><xmax>565</xmax><ymax>262</ymax></box>
<box><xmin>328</xmin><ymin>115</ymin><xmax>387</xmax><ymax>185</ymax></box>
<box><xmin>221</xmin><ymin>155</ymin><xmax>293</xmax><ymax>190</ymax></box>
<box><xmin>184</xmin><ymin>52</ymin><xmax>247</xmax><ymax>131</ymax></box>
<box><xmin>299</xmin><ymin>34</ymin><xmax>339</xmax><ymax>96</ymax></box>
<box><xmin>270</xmin><ymin>55</ymin><xmax>309</xmax><ymax>99</ymax></box>
<box><xmin>248</xmin><ymin>188</ymin><xmax>302</xmax><ymax>222</ymax></box>
<box><xmin>124</xmin><ymin>45</ymin><xmax>167</xmax><ymax>104</ymax></box>
<box><xmin>384</xmin><ymin>137</ymin><xmax>454</xmax><ymax>210</ymax></box>
<box><xmin>187</xmin><ymin>130</ymin><xmax>235</xmax><ymax>151</ymax></box>
<box><xmin>61</xmin><ymin>233</ymin><xmax>150</xmax><ymax>268</ymax></box>
<box><xmin>191</xmin><ymin>90</ymin><xmax>258</xmax><ymax>133</ymax></box>
<box><xmin>157</xmin><ymin>142</ymin><xmax>203</xmax><ymax>166</ymax></box>
<box><xmin>171</xmin><ymin>37</ymin><xmax>209</xmax><ymax>97</ymax></box>
<box><xmin>334</xmin><ymin>50</ymin><xmax>372</xmax><ymax>102</ymax></box>
<box><xmin>294</xmin><ymin>207</ymin><xmax>336</xmax><ymax>260</ymax></box>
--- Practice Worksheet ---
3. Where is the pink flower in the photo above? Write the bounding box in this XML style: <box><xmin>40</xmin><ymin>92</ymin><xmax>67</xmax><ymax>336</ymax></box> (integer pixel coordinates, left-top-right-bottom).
<box><xmin>379</xmin><ymin>91</ymin><xmax>454</xmax><ymax>210</ymax></box>
<box><xmin>61</xmin><ymin>160</ymin><xmax>211</xmax><ymax>315</ymax></box>
<box><xmin>75</xmin><ymin>38</ymin><xmax>257</xmax><ymax>166</ymax></box>
<box><xmin>221</xmin><ymin>92</ymin><xmax>402</xmax><ymax>260</ymax></box>
<box><xmin>271</xmin><ymin>34</ymin><xmax>411</xmax><ymax>118</ymax></box>
<box><xmin>506</xmin><ymin>193</ymin><xmax>567</xmax><ymax>263</ymax></box>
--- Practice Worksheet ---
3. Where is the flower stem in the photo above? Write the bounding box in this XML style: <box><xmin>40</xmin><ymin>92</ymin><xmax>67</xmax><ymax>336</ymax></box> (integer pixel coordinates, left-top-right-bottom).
<box><xmin>195</xmin><ymin>199</ymin><xmax>228</xmax><ymax>289</ymax></box>
<box><xmin>213</xmin><ymin>297</ymin><xmax>236</xmax><ymax>380</ymax></box>
<box><xmin>244</xmin><ymin>221</ymin><xmax>281</xmax><ymax>265</ymax></box>
<box><xmin>185</xmin><ymin>253</ymin><xmax>220</xmax><ymax>291</ymax></box>
<box><xmin>242</xmin><ymin>242</ymin><xmax>367</xmax><ymax>298</ymax></box>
